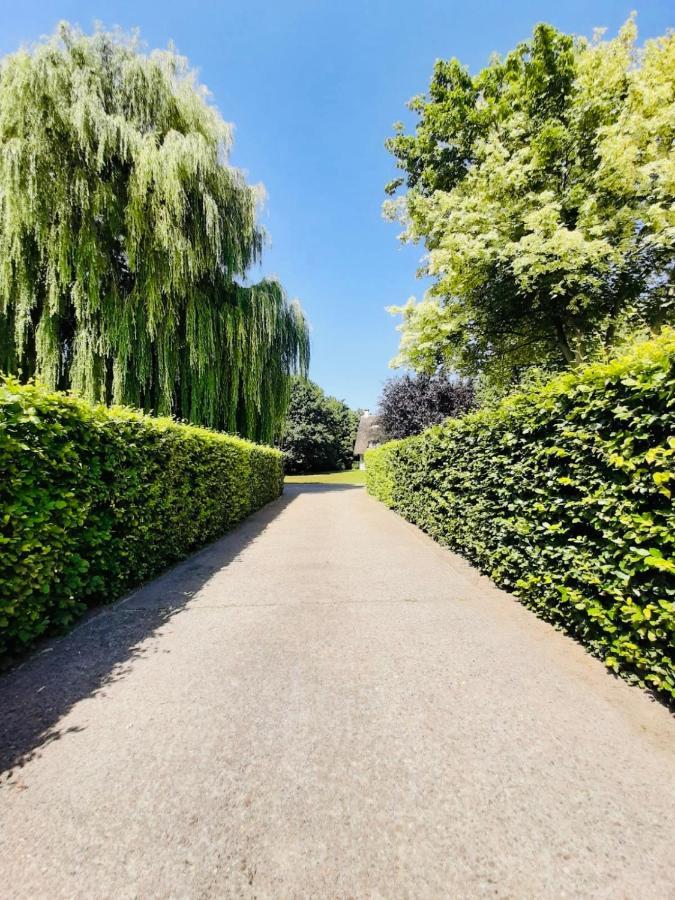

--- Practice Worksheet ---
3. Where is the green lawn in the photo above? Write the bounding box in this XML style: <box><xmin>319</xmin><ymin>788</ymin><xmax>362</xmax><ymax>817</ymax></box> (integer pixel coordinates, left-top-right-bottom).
<box><xmin>284</xmin><ymin>469</ymin><xmax>366</xmax><ymax>485</ymax></box>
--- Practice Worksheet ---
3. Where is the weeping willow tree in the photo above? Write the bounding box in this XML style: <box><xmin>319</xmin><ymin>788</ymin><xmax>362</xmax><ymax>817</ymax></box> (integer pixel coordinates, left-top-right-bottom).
<box><xmin>0</xmin><ymin>24</ymin><xmax>309</xmax><ymax>443</ymax></box>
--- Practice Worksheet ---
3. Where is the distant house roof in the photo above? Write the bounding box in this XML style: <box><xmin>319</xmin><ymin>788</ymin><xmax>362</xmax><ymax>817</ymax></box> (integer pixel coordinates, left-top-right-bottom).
<box><xmin>353</xmin><ymin>414</ymin><xmax>389</xmax><ymax>455</ymax></box>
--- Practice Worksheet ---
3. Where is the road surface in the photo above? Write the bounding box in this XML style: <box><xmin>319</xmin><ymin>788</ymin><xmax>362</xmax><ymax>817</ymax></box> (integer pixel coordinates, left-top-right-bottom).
<box><xmin>1</xmin><ymin>483</ymin><xmax>674</xmax><ymax>898</ymax></box>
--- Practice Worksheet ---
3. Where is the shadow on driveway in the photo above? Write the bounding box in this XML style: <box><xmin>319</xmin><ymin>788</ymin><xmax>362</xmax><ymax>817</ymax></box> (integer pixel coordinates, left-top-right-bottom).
<box><xmin>0</xmin><ymin>483</ymin><xmax>359</xmax><ymax>779</ymax></box>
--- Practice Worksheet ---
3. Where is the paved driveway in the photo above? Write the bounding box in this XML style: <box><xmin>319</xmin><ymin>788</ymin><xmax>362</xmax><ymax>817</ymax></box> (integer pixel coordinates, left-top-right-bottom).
<box><xmin>1</xmin><ymin>483</ymin><xmax>674</xmax><ymax>898</ymax></box>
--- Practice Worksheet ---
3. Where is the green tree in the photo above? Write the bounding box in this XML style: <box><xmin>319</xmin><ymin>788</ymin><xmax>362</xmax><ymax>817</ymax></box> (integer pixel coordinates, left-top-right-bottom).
<box><xmin>385</xmin><ymin>18</ymin><xmax>674</xmax><ymax>387</ymax></box>
<box><xmin>0</xmin><ymin>24</ymin><xmax>309</xmax><ymax>442</ymax></box>
<box><xmin>281</xmin><ymin>378</ymin><xmax>360</xmax><ymax>474</ymax></box>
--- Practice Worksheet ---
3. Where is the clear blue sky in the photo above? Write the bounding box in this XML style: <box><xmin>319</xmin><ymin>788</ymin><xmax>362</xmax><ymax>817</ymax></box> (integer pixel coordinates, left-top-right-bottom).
<box><xmin>2</xmin><ymin>1</ymin><xmax>672</xmax><ymax>409</ymax></box>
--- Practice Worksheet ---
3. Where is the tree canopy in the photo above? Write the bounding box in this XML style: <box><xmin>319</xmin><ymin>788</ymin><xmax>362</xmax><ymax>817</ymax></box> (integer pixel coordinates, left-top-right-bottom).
<box><xmin>281</xmin><ymin>378</ymin><xmax>360</xmax><ymax>474</ymax></box>
<box><xmin>0</xmin><ymin>24</ymin><xmax>309</xmax><ymax>442</ymax></box>
<box><xmin>378</xmin><ymin>373</ymin><xmax>474</xmax><ymax>439</ymax></box>
<box><xmin>385</xmin><ymin>18</ymin><xmax>674</xmax><ymax>387</ymax></box>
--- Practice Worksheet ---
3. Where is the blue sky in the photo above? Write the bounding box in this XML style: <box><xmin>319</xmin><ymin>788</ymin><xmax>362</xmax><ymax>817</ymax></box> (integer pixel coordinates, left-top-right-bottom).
<box><xmin>2</xmin><ymin>1</ymin><xmax>672</xmax><ymax>409</ymax></box>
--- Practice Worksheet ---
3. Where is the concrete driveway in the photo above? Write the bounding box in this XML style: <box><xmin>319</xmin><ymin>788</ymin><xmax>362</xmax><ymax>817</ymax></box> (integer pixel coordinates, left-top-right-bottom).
<box><xmin>1</xmin><ymin>483</ymin><xmax>674</xmax><ymax>898</ymax></box>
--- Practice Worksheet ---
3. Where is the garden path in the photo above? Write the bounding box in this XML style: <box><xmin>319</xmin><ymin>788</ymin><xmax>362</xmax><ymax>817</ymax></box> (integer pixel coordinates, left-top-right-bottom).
<box><xmin>1</xmin><ymin>482</ymin><xmax>674</xmax><ymax>898</ymax></box>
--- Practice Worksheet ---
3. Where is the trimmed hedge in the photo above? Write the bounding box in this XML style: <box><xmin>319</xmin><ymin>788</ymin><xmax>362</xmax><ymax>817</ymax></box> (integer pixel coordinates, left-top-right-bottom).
<box><xmin>0</xmin><ymin>379</ymin><xmax>284</xmax><ymax>660</ymax></box>
<box><xmin>367</xmin><ymin>332</ymin><xmax>675</xmax><ymax>701</ymax></box>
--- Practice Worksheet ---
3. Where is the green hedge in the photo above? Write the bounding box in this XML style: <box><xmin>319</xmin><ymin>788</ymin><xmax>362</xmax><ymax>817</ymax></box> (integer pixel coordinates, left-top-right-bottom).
<box><xmin>0</xmin><ymin>379</ymin><xmax>284</xmax><ymax>660</ymax></box>
<box><xmin>367</xmin><ymin>332</ymin><xmax>675</xmax><ymax>701</ymax></box>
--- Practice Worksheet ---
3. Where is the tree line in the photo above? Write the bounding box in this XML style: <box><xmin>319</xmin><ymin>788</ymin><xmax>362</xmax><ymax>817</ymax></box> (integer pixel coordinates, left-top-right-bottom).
<box><xmin>2</xmin><ymin>18</ymin><xmax>671</xmax><ymax>456</ymax></box>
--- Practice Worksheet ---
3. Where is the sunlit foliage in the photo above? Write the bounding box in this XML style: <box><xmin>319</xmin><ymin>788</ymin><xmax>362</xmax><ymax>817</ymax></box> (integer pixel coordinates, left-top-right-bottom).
<box><xmin>0</xmin><ymin>376</ymin><xmax>284</xmax><ymax>659</ymax></box>
<box><xmin>367</xmin><ymin>331</ymin><xmax>675</xmax><ymax>701</ymax></box>
<box><xmin>0</xmin><ymin>24</ymin><xmax>309</xmax><ymax>442</ymax></box>
<box><xmin>385</xmin><ymin>18</ymin><xmax>674</xmax><ymax>389</ymax></box>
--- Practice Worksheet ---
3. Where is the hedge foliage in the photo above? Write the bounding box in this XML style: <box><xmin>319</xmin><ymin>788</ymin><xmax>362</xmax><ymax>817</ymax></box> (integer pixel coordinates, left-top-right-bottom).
<box><xmin>367</xmin><ymin>332</ymin><xmax>675</xmax><ymax>701</ymax></box>
<box><xmin>0</xmin><ymin>378</ymin><xmax>283</xmax><ymax>660</ymax></box>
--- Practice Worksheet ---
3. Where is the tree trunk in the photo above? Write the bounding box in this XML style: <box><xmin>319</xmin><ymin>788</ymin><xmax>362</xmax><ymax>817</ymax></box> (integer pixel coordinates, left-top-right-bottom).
<box><xmin>553</xmin><ymin>320</ymin><xmax>575</xmax><ymax>365</ymax></box>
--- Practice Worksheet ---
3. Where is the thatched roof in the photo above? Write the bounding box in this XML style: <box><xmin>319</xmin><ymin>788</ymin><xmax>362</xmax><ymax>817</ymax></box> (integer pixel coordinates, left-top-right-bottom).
<box><xmin>354</xmin><ymin>414</ymin><xmax>388</xmax><ymax>455</ymax></box>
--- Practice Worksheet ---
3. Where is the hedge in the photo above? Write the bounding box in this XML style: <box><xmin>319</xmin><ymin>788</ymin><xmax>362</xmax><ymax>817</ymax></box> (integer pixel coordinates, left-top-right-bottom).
<box><xmin>0</xmin><ymin>378</ymin><xmax>284</xmax><ymax>660</ymax></box>
<box><xmin>366</xmin><ymin>332</ymin><xmax>675</xmax><ymax>701</ymax></box>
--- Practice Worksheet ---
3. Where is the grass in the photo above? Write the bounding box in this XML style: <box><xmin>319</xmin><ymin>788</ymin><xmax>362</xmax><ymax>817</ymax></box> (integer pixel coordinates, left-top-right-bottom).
<box><xmin>284</xmin><ymin>469</ymin><xmax>366</xmax><ymax>485</ymax></box>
